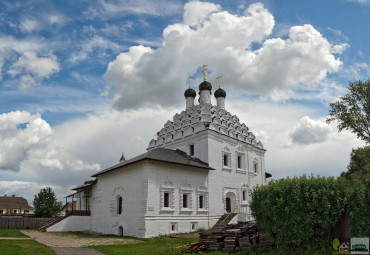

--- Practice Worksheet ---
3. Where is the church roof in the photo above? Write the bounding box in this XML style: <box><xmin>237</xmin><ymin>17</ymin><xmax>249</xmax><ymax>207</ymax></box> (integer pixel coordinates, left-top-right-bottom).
<box><xmin>91</xmin><ymin>148</ymin><xmax>213</xmax><ymax>177</ymax></box>
<box><xmin>71</xmin><ymin>179</ymin><xmax>97</xmax><ymax>190</ymax></box>
<box><xmin>0</xmin><ymin>196</ymin><xmax>33</xmax><ymax>210</ymax></box>
<box><xmin>148</xmin><ymin>104</ymin><xmax>264</xmax><ymax>150</ymax></box>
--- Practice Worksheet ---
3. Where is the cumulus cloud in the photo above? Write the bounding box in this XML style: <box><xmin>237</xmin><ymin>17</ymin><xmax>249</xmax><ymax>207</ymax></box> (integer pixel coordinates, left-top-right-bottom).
<box><xmin>105</xmin><ymin>1</ymin><xmax>346</xmax><ymax>110</ymax></box>
<box><xmin>0</xmin><ymin>111</ymin><xmax>101</xmax><ymax>172</ymax></box>
<box><xmin>19</xmin><ymin>19</ymin><xmax>38</xmax><ymax>33</ymax></box>
<box><xmin>288</xmin><ymin>116</ymin><xmax>333</xmax><ymax>146</ymax></box>
<box><xmin>0</xmin><ymin>111</ymin><xmax>53</xmax><ymax>171</ymax></box>
<box><xmin>8</xmin><ymin>51</ymin><xmax>60</xmax><ymax>88</ymax></box>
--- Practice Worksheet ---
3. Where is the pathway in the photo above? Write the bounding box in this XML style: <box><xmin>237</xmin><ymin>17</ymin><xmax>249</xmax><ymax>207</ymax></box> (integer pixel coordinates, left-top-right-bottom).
<box><xmin>21</xmin><ymin>230</ymin><xmax>140</xmax><ymax>255</ymax></box>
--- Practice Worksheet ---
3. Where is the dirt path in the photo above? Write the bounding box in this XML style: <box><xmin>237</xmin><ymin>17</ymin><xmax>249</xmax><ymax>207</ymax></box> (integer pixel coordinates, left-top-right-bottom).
<box><xmin>21</xmin><ymin>230</ymin><xmax>140</xmax><ymax>248</ymax></box>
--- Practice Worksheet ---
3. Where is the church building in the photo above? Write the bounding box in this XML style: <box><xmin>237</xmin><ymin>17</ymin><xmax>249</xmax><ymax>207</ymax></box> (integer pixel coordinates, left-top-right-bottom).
<box><xmin>45</xmin><ymin>67</ymin><xmax>269</xmax><ymax>238</ymax></box>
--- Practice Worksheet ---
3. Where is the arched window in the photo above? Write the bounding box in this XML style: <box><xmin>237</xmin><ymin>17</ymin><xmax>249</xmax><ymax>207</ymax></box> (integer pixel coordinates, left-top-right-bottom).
<box><xmin>117</xmin><ymin>196</ymin><xmax>123</xmax><ymax>215</ymax></box>
<box><xmin>253</xmin><ymin>159</ymin><xmax>258</xmax><ymax>173</ymax></box>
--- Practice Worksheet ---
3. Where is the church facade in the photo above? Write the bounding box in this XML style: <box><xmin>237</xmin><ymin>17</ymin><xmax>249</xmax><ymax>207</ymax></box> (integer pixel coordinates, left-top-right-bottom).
<box><xmin>47</xmin><ymin>71</ymin><xmax>268</xmax><ymax>238</ymax></box>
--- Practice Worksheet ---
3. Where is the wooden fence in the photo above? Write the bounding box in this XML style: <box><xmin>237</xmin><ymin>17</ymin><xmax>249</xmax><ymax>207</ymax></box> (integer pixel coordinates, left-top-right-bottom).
<box><xmin>0</xmin><ymin>217</ymin><xmax>50</xmax><ymax>229</ymax></box>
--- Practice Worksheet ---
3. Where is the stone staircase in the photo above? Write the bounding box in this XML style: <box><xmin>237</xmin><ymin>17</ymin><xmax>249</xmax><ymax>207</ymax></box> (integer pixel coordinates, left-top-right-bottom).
<box><xmin>212</xmin><ymin>213</ymin><xmax>237</xmax><ymax>232</ymax></box>
<box><xmin>38</xmin><ymin>215</ymin><xmax>69</xmax><ymax>232</ymax></box>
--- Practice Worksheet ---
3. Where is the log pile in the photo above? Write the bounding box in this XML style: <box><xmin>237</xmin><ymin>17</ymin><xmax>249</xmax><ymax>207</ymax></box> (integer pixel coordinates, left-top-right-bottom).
<box><xmin>185</xmin><ymin>220</ymin><xmax>273</xmax><ymax>253</ymax></box>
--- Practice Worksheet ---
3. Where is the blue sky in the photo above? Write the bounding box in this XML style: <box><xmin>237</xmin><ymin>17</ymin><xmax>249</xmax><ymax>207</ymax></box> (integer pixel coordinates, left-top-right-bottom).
<box><xmin>0</xmin><ymin>0</ymin><xmax>369</xmax><ymax>202</ymax></box>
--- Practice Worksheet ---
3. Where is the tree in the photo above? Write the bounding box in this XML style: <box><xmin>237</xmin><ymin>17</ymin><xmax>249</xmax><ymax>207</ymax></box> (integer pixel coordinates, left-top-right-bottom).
<box><xmin>33</xmin><ymin>187</ymin><xmax>62</xmax><ymax>217</ymax></box>
<box><xmin>326</xmin><ymin>79</ymin><xmax>370</xmax><ymax>144</ymax></box>
<box><xmin>340</xmin><ymin>146</ymin><xmax>370</xmax><ymax>187</ymax></box>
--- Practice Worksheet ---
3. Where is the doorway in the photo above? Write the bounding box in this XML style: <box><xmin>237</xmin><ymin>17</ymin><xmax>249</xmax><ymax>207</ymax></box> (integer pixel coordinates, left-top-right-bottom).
<box><xmin>226</xmin><ymin>197</ymin><xmax>231</xmax><ymax>213</ymax></box>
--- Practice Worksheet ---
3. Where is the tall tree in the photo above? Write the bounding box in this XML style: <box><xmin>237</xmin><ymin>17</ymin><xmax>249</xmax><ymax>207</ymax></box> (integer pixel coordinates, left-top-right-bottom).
<box><xmin>326</xmin><ymin>79</ymin><xmax>370</xmax><ymax>144</ymax></box>
<box><xmin>33</xmin><ymin>187</ymin><xmax>62</xmax><ymax>217</ymax></box>
<box><xmin>340</xmin><ymin>146</ymin><xmax>370</xmax><ymax>187</ymax></box>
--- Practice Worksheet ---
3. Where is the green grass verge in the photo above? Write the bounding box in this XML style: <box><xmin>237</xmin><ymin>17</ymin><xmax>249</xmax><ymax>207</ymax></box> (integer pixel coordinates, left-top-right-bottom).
<box><xmin>89</xmin><ymin>236</ymin><xmax>198</xmax><ymax>255</ymax></box>
<box><xmin>0</xmin><ymin>240</ymin><xmax>55</xmax><ymax>255</ymax></box>
<box><xmin>0</xmin><ymin>229</ymin><xmax>28</xmax><ymax>238</ymax></box>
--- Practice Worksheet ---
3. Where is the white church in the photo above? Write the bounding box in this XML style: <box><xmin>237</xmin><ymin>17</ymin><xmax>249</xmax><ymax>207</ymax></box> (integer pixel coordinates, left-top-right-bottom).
<box><xmin>45</xmin><ymin>67</ymin><xmax>270</xmax><ymax>238</ymax></box>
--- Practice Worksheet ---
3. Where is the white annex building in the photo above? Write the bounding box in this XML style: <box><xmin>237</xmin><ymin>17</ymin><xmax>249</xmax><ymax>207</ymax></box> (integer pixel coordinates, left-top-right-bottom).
<box><xmin>45</xmin><ymin>69</ymin><xmax>270</xmax><ymax>238</ymax></box>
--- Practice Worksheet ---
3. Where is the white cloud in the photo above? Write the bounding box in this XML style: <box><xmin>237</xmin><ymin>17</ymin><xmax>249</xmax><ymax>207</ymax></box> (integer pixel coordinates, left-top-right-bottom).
<box><xmin>85</xmin><ymin>0</ymin><xmax>183</xmax><ymax>19</ymax></box>
<box><xmin>331</xmin><ymin>43</ymin><xmax>350</xmax><ymax>54</ymax></box>
<box><xmin>346</xmin><ymin>0</ymin><xmax>370</xmax><ymax>4</ymax></box>
<box><xmin>19</xmin><ymin>19</ymin><xmax>38</xmax><ymax>33</ymax></box>
<box><xmin>0</xmin><ymin>57</ymin><xmax>4</xmax><ymax>80</ymax></box>
<box><xmin>288</xmin><ymin>116</ymin><xmax>333</xmax><ymax>146</ymax></box>
<box><xmin>8</xmin><ymin>51</ymin><xmax>60</xmax><ymax>88</ymax></box>
<box><xmin>105</xmin><ymin>2</ymin><xmax>346</xmax><ymax>109</ymax></box>
<box><xmin>0</xmin><ymin>111</ymin><xmax>53</xmax><ymax>171</ymax></box>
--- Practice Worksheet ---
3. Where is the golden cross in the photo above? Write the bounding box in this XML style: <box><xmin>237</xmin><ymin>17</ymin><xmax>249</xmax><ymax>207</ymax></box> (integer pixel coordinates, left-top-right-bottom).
<box><xmin>187</xmin><ymin>76</ymin><xmax>192</xmax><ymax>88</ymax></box>
<box><xmin>216</xmin><ymin>75</ymin><xmax>222</xmax><ymax>88</ymax></box>
<box><xmin>200</xmin><ymin>65</ymin><xmax>208</xmax><ymax>81</ymax></box>
<box><xmin>153</xmin><ymin>133</ymin><xmax>158</xmax><ymax>140</ymax></box>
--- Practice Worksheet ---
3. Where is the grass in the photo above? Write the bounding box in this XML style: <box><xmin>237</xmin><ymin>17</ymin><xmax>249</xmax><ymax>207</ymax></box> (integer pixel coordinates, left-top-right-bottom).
<box><xmin>89</xmin><ymin>236</ymin><xmax>198</xmax><ymax>255</ymax></box>
<box><xmin>0</xmin><ymin>229</ymin><xmax>29</xmax><ymax>238</ymax></box>
<box><xmin>0</xmin><ymin>240</ymin><xmax>55</xmax><ymax>255</ymax></box>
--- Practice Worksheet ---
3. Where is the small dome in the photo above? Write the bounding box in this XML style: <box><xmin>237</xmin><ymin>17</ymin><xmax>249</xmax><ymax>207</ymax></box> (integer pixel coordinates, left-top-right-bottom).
<box><xmin>199</xmin><ymin>81</ymin><xmax>212</xmax><ymax>91</ymax></box>
<box><xmin>214</xmin><ymin>88</ymin><xmax>226</xmax><ymax>98</ymax></box>
<box><xmin>184</xmin><ymin>88</ymin><xmax>196</xmax><ymax>98</ymax></box>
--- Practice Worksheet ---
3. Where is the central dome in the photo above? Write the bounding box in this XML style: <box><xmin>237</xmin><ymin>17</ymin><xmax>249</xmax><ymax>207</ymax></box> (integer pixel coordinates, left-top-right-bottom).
<box><xmin>199</xmin><ymin>81</ymin><xmax>212</xmax><ymax>91</ymax></box>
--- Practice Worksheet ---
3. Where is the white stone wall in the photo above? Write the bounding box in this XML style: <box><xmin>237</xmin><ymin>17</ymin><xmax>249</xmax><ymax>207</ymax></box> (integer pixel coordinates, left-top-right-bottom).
<box><xmin>46</xmin><ymin>216</ymin><xmax>91</xmax><ymax>232</ymax></box>
<box><xmin>89</xmin><ymin>161</ymin><xmax>149</xmax><ymax>238</ymax></box>
<box><xmin>144</xmin><ymin>161</ymin><xmax>210</xmax><ymax>237</ymax></box>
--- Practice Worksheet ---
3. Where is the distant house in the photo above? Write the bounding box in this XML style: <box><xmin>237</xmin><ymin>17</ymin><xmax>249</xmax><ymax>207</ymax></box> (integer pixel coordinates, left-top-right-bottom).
<box><xmin>0</xmin><ymin>195</ymin><xmax>34</xmax><ymax>215</ymax></box>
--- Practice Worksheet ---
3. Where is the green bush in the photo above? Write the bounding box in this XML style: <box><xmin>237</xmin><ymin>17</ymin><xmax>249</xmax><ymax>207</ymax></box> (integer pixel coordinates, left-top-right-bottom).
<box><xmin>346</xmin><ymin>185</ymin><xmax>370</xmax><ymax>237</ymax></box>
<box><xmin>250</xmin><ymin>175</ymin><xmax>346</xmax><ymax>252</ymax></box>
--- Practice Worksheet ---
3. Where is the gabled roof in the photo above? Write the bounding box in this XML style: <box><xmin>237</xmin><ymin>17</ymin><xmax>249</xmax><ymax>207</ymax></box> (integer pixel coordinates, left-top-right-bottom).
<box><xmin>92</xmin><ymin>148</ymin><xmax>213</xmax><ymax>177</ymax></box>
<box><xmin>0</xmin><ymin>196</ymin><xmax>33</xmax><ymax>210</ymax></box>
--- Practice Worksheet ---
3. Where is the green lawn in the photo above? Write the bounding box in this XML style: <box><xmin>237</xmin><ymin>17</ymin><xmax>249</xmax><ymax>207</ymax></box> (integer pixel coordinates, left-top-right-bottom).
<box><xmin>90</xmin><ymin>236</ymin><xmax>199</xmax><ymax>255</ymax></box>
<box><xmin>0</xmin><ymin>229</ymin><xmax>29</xmax><ymax>238</ymax></box>
<box><xmin>0</xmin><ymin>240</ymin><xmax>55</xmax><ymax>255</ymax></box>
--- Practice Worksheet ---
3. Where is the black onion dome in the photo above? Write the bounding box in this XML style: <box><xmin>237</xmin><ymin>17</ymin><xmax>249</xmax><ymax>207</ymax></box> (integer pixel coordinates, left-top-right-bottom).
<box><xmin>214</xmin><ymin>88</ymin><xmax>226</xmax><ymax>98</ymax></box>
<box><xmin>184</xmin><ymin>88</ymin><xmax>196</xmax><ymax>98</ymax></box>
<box><xmin>199</xmin><ymin>81</ymin><xmax>212</xmax><ymax>91</ymax></box>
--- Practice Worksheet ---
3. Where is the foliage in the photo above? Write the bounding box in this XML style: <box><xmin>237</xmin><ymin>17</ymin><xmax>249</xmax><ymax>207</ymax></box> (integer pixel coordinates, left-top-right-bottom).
<box><xmin>339</xmin><ymin>146</ymin><xmax>370</xmax><ymax>187</ymax></box>
<box><xmin>250</xmin><ymin>175</ymin><xmax>346</xmax><ymax>253</ymax></box>
<box><xmin>0</xmin><ymin>229</ymin><xmax>28</xmax><ymax>238</ymax></box>
<box><xmin>33</xmin><ymin>187</ymin><xmax>62</xmax><ymax>217</ymax></box>
<box><xmin>0</xmin><ymin>240</ymin><xmax>55</xmax><ymax>255</ymax></box>
<box><xmin>326</xmin><ymin>79</ymin><xmax>370</xmax><ymax>144</ymax></box>
<box><xmin>346</xmin><ymin>185</ymin><xmax>370</xmax><ymax>237</ymax></box>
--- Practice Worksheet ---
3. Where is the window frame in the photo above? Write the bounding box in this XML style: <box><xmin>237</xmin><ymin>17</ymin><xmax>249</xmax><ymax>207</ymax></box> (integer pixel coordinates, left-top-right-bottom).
<box><xmin>197</xmin><ymin>186</ymin><xmax>208</xmax><ymax>213</ymax></box>
<box><xmin>222</xmin><ymin>151</ymin><xmax>231</xmax><ymax>172</ymax></box>
<box><xmin>117</xmin><ymin>196</ymin><xmax>123</xmax><ymax>215</ymax></box>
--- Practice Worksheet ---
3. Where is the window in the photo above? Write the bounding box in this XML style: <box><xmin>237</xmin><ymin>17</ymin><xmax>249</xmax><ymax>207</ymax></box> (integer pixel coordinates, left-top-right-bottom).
<box><xmin>170</xmin><ymin>222</ymin><xmax>178</xmax><ymax>233</ymax></box>
<box><xmin>13</xmin><ymin>210</ymin><xmax>17</xmax><ymax>214</ymax></box>
<box><xmin>254</xmin><ymin>161</ymin><xmax>258</xmax><ymax>173</ymax></box>
<box><xmin>0</xmin><ymin>210</ymin><xmax>3</xmax><ymax>214</ymax></box>
<box><xmin>191</xmin><ymin>222</ymin><xmax>198</xmax><ymax>231</ymax></box>
<box><xmin>242</xmin><ymin>190</ymin><xmax>246</xmax><ymax>201</ymax></box>
<box><xmin>237</xmin><ymin>155</ymin><xmax>242</xmax><ymax>168</ymax></box>
<box><xmin>189</xmin><ymin>144</ymin><xmax>194</xmax><ymax>156</ymax></box>
<box><xmin>182</xmin><ymin>194</ymin><xmax>188</xmax><ymax>208</ymax></box>
<box><xmin>24</xmin><ymin>210</ymin><xmax>29</xmax><ymax>214</ymax></box>
<box><xmin>164</xmin><ymin>192</ymin><xmax>170</xmax><ymax>208</ymax></box>
<box><xmin>223</xmin><ymin>154</ymin><xmax>228</xmax><ymax>166</ymax></box>
<box><xmin>199</xmin><ymin>195</ymin><xmax>204</xmax><ymax>209</ymax></box>
<box><xmin>117</xmin><ymin>196</ymin><xmax>123</xmax><ymax>215</ymax></box>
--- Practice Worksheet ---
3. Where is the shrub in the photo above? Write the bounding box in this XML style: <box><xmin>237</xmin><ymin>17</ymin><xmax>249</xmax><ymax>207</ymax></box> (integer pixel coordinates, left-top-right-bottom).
<box><xmin>346</xmin><ymin>185</ymin><xmax>370</xmax><ymax>237</ymax></box>
<box><xmin>250</xmin><ymin>175</ymin><xmax>346</xmax><ymax>252</ymax></box>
